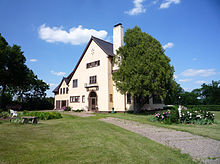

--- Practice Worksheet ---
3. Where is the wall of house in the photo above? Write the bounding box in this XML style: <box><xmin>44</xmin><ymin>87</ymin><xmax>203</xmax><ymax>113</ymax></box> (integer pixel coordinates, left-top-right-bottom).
<box><xmin>54</xmin><ymin>81</ymin><xmax>69</xmax><ymax>109</ymax></box>
<box><xmin>67</xmin><ymin>40</ymin><xmax>109</xmax><ymax>111</ymax></box>
<box><xmin>108</xmin><ymin>58</ymin><xmax>114</xmax><ymax>111</ymax></box>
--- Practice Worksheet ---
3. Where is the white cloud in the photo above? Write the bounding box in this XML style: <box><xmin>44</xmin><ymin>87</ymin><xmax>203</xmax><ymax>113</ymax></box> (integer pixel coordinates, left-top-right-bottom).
<box><xmin>50</xmin><ymin>70</ymin><xmax>66</xmax><ymax>76</ymax></box>
<box><xmin>174</xmin><ymin>74</ymin><xmax>178</xmax><ymax>79</ymax></box>
<box><xmin>30</xmin><ymin>59</ymin><xmax>38</xmax><ymax>62</ymax></box>
<box><xmin>160</xmin><ymin>0</ymin><xmax>180</xmax><ymax>9</ymax></box>
<box><xmin>179</xmin><ymin>79</ymin><xmax>192</xmax><ymax>82</ymax></box>
<box><xmin>125</xmin><ymin>0</ymin><xmax>146</xmax><ymax>15</ymax></box>
<box><xmin>193</xmin><ymin>58</ymin><xmax>197</xmax><ymax>61</ymax></box>
<box><xmin>48</xmin><ymin>83</ymin><xmax>58</xmax><ymax>87</ymax></box>
<box><xmin>163</xmin><ymin>42</ymin><xmax>174</xmax><ymax>50</ymax></box>
<box><xmin>181</xmin><ymin>69</ymin><xmax>217</xmax><ymax>77</ymax></box>
<box><xmin>39</xmin><ymin>24</ymin><xmax>108</xmax><ymax>45</ymax></box>
<box><xmin>195</xmin><ymin>80</ymin><xmax>207</xmax><ymax>84</ymax></box>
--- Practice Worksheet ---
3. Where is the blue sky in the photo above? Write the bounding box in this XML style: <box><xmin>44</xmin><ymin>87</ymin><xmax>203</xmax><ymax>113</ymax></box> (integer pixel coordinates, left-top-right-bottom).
<box><xmin>0</xmin><ymin>0</ymin><xmax>220</xmax><ymax>97</ymax></box>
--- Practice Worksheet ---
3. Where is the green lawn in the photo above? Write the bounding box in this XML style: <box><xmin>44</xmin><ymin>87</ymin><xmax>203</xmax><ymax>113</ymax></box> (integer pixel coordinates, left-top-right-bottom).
<box><xmin>98</xmin><ymin>111</ymin><xmax>220</xmax><ymax>141</ymax></box>
<box><xmin>0</xmin><ymin>114</ymin><xmax>195</xmax><ymax>164</ymax></box>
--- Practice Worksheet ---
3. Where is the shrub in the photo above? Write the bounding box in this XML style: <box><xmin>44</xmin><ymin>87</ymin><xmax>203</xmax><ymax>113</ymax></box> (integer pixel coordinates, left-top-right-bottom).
<box><xmin>0</xmin><ymin>111</ymin><xmax>10</xmax><ymax>119</ymax></box>
<box><xmin>22</xmin><ymin>111</ymin><xmax>62</xmax><ymax>120</ymax></box>
<box><xmin>74</xmin><ymin>109</ymin><xmax>83</xmax><ymax>112</ymax></box>
<box><xmin>154</xmin><ymin>107</ymin><xmax>215</xmax><ymax>125</ymax></box>
<box><xmin>185</xmin><ymin>105</ymin><xmax>220</xmax><ymax>111</ymax></box>
<box><xmin>65</xmin><ymin>107</ymin><xmax>71</xmax><ymax>111</ymax></box>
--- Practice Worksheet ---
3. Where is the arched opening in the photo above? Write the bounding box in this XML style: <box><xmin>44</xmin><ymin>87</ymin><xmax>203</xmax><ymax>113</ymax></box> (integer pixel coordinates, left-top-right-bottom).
<box><xmin>88</xmin><ymin>91</ymin><xmax>98</xmax><ymax>111</ymax></box>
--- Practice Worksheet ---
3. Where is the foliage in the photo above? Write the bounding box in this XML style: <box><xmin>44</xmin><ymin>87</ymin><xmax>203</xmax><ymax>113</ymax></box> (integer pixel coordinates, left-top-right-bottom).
<box><xmin>0</xmin><ymin>111</ymin><xmax>10</xmax><ymax>119</ymax></box>
<box><xmin>4</xmin><ymin>97</ymin><xmax>54</xmax><ymax>111</ymax></box>
<box><xmin>74</xmin><ymin>109</ymin><xmax>84</xmax><ymax>112</ymax></box>
<box><xmin>154</xmin><ymin>108</ymin><xmax>215</xmax><ymax>125</ymax></box>
<box><xmin>60</xmin><ymin>106</ymin><xmax>71</xmax><ymax>111</ymax></box>
<box><xmin>22</xmin><ymin>111</ymin><xmax>62</xmax><ymax>120</ymax></box>
<box><xmin>112</xmin><ymin>26</ymin><xmax>174</xmax><ymax>112</ymax></box>
<box><xmin>186</xmin><ymin>105</ymin><xmax>220</xmax><ymax>111</ymax></box>
<box><xmin>0</xmin><ymin>34</ymin><xmax>49</xmax><ymax>110</ymax></box>
<box><xmin>164</xmin><ymin>82</ymin><xmax>184</xmax><ymax>105</ymax></box>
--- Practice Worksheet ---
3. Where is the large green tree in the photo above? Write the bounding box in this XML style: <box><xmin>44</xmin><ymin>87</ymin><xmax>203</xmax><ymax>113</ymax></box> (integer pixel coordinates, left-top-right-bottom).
<box><xmin>113</xmin><ymin>26</ymin><xmax>174</xmax><ymax>111</ymax></box>
<box><xmin>0</xmin><ymin>34</ymin><xmax>49</xmax><ymax>109</ymax></box>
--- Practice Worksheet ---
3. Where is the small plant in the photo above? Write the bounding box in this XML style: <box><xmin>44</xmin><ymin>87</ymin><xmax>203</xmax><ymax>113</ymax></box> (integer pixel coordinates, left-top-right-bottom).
<box><xmin>0</xmin><ymin>111</ymin><xmax>10</xmax><ymax>119</ymax></box>
<box><xmin>74</xmin><ymin>109</ymin><xmax>83</xmax><ymax>112</ymax></box>
<box><xmin>65</xmin><ymin>106</ymin><xmax>71</xmax><ymax>111</ymax></box>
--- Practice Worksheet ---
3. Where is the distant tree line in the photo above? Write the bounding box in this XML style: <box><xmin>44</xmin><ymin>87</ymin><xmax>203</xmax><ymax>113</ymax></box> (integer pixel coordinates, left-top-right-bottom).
<box><xmin>165</xmin><ymin>80</ymin><xmax>220</xmax><ymax>105</ymax></box>
<box><xmin>0</xmin><ymin>33</ymin><xmax>53</xmax><ymax>111</ymax></box>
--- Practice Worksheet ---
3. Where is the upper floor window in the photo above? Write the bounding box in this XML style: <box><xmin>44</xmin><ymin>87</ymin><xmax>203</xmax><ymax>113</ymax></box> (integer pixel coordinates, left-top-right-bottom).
<box><xmin>63</xmin><ymin>87</ymin><xmax>65</xmax><ymax>94</ymax></box>
<box><xmin>127</xmin><ymin>93</ymin><xmax>131</xmax><ymax>104</ymax></box>
<box><xmin>89</xmin><ymin>76</ymin><xmax>97</xmax><ymax>84</ymax></box>
<box><xmin>86</xmin><ymin>60</ymin><xmax>100</xmax><ymax>69</ymax></box>
<box><xmin>73</xmin><ymin>79</ymin><xmax>78</xmax><ymax>88</ymax></box>
<box><xmin>66</xmin><ymin>87</ymin><xmax>69</xmax><ymax>94</ymax></box>
<box><xmin>60</xmin><ymin>88</ymin><xmax>62</xmax><ymax>94</ymax></box>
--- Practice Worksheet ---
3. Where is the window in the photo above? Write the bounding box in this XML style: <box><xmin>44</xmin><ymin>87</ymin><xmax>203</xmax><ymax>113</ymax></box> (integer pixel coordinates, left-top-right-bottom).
<box><xmin>109</xmin><ymin>94</ymin><xmax>113</xmax><ymax>102</ymax></box>
<box><xmin>66</xmin><ymin>87</ymin><xmax>69</xmax><ymax>94</ymax></box>
<box><xmin>63</xmin><ymin>87</ymin><xmax>65</xmax><ymax>94</ymax></box>
<box><xmin>82</xmin><ymin>95</ymin><xmax>85</xmax><ymax>103</ymax></box>
<box><xmin>86</xmin><ymin>60</ymin><xmax>100</xmax><ymax>69</ymax></box>
<box><xmin>127</xmin><ymin>93</ymin><xmax>131</xmax><ymax>104</ymax></box>
<box><xmin>73</xmin><ymin>79</ymin><xmax>78</xmax><ymax>88</ymax></box>
<box><xmin>60</xmin><ymin>88</ymin><xmax>62</xmax><ymax>94</ymax></box>
<box><xmin>70</xmin><ymin>96</ymin><xmax>80</xmax><ymax>103</ymax></box>
<box><xmin>89</xmin><ymin>76</ymin><xmax>97</xmax><ymax>84</ymax></box>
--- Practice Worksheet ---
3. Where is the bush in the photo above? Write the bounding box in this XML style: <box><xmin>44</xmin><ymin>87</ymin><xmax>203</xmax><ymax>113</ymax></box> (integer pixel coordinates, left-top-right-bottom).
<box><xmin>22</xmin><ymin>111</ymin><xmax>62</xmax><ymax>120</ymax></box>
<box><xmin>74</xmin><ymin>109</ymin><xmax>83</xmax><ymax>112</ymax></box>
<box><xmin>185</xmin><ymin>105</ymin><xmax>220</xmax><ymax>111</ymax></box>
<box><xmin>0</xmin><ymin>111</ymin><xmax>10</xmax><ymax>119</ymax></box>
<box><xmin>154</xmin><ymin>107</ymin><xmax>215</xmax><ymax>125</ymax></box>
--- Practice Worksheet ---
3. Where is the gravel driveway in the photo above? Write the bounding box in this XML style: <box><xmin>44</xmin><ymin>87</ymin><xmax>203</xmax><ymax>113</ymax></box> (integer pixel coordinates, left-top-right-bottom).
<box><xmin>100</xmin><ymin>117</ymin><xmax>220</xmax><ymax>163</ymax></box>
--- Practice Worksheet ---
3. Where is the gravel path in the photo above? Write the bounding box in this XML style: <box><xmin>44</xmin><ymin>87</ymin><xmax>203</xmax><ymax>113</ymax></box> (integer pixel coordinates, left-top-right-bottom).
<box><xmin>100</xmin><ymin>117</ymin><xmax>220</xmax><ymax>163</ymax></box>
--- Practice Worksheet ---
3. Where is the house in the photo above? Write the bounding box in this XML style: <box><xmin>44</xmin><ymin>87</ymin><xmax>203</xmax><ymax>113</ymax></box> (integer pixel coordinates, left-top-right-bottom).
<box><xmin>53</xmin><ymin>24</ymin><xmax>164</xmax><ymax>112</ymax></box>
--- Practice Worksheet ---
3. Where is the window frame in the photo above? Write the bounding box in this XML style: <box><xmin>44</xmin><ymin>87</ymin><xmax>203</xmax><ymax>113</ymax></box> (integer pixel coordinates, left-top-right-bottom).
<box><xmin>89</xmin><ymin>76</ymin><xmax>97</xmax><ymax>84</ymax></box>
<box><xmin>72</xmin><ymin>79</ymin><xmax>78</xmax><ymax>88</ymax></box>
<box><xmin>70</xmin><ymin>96</ymin><xmax>80</xmax><ymax>103</ymax></box>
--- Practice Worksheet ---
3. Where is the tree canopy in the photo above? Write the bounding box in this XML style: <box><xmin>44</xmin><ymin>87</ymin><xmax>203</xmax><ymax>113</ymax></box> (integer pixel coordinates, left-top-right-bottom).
<box><xmin>112</xmin><ymin>26</ymin><xmax>174</xmax><ymax>111</ymax></box>
<box><xmin>0</xmin><ymin>33</ymin><xmax>49</xmax><ymax>109</ymax></box>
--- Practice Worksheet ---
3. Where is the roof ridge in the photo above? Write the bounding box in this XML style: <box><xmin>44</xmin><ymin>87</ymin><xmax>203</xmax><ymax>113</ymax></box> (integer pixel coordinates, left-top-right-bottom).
<box><xmin>91</xmin><ymin>36</ymin><xmax>113</xmax><ymax>45</ymax></box>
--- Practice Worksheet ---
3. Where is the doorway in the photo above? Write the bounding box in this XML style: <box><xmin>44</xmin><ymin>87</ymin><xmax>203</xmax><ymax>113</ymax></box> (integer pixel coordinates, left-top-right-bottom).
<box><xmin>88</xmin><ymin>91</ymin><xmax>97</xmax><ymax>111</ymax></box>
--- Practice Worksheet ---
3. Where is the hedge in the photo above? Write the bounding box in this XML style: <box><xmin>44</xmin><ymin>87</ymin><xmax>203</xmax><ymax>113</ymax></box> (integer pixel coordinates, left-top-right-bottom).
<box><xmin>186</xmin><ymin>105</ymin><xmax>220</xmax><ymax>111</ymax></box>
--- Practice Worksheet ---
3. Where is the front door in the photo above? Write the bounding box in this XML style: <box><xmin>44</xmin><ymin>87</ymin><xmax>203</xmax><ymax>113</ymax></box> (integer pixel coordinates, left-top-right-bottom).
<box><xmin>88</xmin><ymin>91</ymin><xmax>97</xmax><ymax>111</ymax></box>
<box><xmin>61</xmin><ymin>100</ymin><xmax>66</xmax><ymax>108</ymax></box>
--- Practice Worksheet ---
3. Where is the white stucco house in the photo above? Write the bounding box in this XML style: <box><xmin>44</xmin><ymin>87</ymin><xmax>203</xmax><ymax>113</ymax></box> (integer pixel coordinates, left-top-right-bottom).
<box><xmin>53</xmin><ymin>24</ymin><xmax>164</xmax><ymax>112</ymax></box>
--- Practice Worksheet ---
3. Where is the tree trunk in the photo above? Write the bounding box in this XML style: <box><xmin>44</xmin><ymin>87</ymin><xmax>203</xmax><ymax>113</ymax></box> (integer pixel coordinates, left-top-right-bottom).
<box><xmin>133</xmin><ymin>95</ymin><xmax>141</xmax><ymax>113</ymax></box>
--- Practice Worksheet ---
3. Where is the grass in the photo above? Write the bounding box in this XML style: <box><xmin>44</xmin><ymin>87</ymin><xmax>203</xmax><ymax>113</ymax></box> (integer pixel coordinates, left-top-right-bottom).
<box><xmin>98</xmin><ymin>111</ymin><xmax>220</xmax><ymax>141</ymax></box>
<box><xmin>0</xmin><ymin>114</ymin><xmax>196</xmax><ymax>164</ymax></box>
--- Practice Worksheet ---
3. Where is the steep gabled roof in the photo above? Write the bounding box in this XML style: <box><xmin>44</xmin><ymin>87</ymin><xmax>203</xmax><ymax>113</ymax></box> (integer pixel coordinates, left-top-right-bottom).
<box><xmin>53</xmin><ymin>36</ymin><xmax>114</xmax><ymax>93</ymax></box>
<box><xmin>92</xmin><ymin>36</ymin><xmax>114</xmax><ymax>57</ymax></box>
<box><xmin>53</xmin><ymin>77</ymin><xmax>69</xmax><ymax>93</ymax></box>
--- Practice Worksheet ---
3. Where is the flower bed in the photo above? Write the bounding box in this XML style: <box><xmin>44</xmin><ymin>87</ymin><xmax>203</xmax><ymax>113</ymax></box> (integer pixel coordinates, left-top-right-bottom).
<box><xmin>154</xmin><ymin>107</ymin><xmax>215</xmax><ymax>125</ymax></box>
<box><xmin>22</xmin><ymin>111</ymin><xmax>62</xmax><ymax>120</ymax></box>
